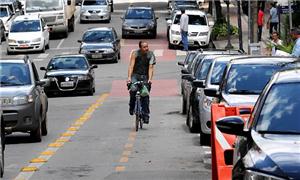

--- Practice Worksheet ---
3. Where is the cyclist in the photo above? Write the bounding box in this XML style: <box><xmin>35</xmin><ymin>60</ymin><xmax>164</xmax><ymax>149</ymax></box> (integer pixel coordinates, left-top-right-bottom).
<box><xmin>127</xmin><ymin>41</ymin><xmax>156</xmax><ymax>124</ymax></box>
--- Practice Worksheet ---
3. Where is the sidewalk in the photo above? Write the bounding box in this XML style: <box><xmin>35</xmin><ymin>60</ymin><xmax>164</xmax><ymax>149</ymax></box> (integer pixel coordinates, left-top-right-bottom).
<box><xmin>204</xmin><ymin>2</ymin><xmax>270</xmax><ymax>55</ymax></box>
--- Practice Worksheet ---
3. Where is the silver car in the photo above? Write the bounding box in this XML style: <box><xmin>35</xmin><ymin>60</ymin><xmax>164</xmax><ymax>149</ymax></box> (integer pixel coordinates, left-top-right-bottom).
<box><xmin>0</xmin><ymin>55</ymin><xmax>48</xmax><ymax>142</ymax></box>
<box><xmin>80</xmin><ymin>0</ymin><xmax>111</xmax><ymax>23</ymax></box>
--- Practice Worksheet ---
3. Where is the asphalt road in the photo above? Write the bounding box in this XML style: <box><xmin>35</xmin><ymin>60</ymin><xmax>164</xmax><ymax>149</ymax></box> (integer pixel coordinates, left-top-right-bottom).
<box><xmin>0</xmin><ymin>2</ymin><xmax>211</xmax><ymax>179</ymax></box>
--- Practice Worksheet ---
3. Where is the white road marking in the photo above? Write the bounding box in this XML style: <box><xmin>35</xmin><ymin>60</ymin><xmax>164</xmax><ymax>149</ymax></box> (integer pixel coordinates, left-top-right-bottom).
<box><xmin>37</xmin><ymin>53</ymin><xmax>49</xmax><ymax>59</ymax></box>
<box><xmin>176</xmin><ymin>50</ymin><xmax>187</xmax><ymax>56</ymax></box>
<box><xmin>33</xmin><ymin>59</ymin><xmax>45</xmax><ymax>62</ymax></box>
<box><xmin>56</xmin><ymin>39</ymin><xmax>65</xmax><ymax>49</ymax></box>
<box><xmin>154</xmin><ymin>49</ymin><xmax>163</xmax><ymax>57</ymax></box>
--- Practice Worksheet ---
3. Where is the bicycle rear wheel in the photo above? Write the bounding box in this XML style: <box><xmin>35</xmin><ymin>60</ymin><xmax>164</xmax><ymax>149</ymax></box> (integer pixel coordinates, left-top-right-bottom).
<box><xmin>135</xmin><ymin>115</ymin><xmax>139</xmax><ymax>132</ymax></box>
<box><xmin>140</xmin><ymin>116</ymin><xmax>143</xmax><ymax>129</ymax></box>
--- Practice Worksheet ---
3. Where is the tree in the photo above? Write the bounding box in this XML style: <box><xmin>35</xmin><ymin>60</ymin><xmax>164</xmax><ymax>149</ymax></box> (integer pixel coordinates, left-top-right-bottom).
<box><xmin>208</xmin><ymin>0</ymin><xmax>225</xmax><ymax>23</ymax></box>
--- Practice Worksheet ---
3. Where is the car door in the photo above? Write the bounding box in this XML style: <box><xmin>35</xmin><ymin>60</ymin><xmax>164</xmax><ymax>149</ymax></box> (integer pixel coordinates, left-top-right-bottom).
<box><xmin>112</xmin><ymin>29</ymin><xmax>120</xmax><ymax>54</ymax></box>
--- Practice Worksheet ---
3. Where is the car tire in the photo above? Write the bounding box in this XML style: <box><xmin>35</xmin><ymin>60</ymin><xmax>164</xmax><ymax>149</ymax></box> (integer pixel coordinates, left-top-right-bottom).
<box><xmin>168</xmin><ymin>41</ymin><xmax>175</xmax><ymax>49</ymax></box>
<box><xmin>69</xmin><ymin>17</ymin><xmax>75</xmax><ymax>32</ymax></box>
<box><xmin>182</xmin><ymin>96</ymin><xmax>187</xmax><ymax>114</ymax></box>
<box><xmin>122</xmin><ymin>34</ymin><xmax>126</xmax><ymax>39</ymax></box>
<box><xmin>200</xmin><ymin>132</ymin><xmax>211</xmax><ymax>146</ymax></box>
<box><xmin>113</xmin><ymin>56</ymin><xmax>118</xmax><ymax>63</ymax></box>
<box><xmin>118</xmin><ymin>52</ymin><xmax>121</xmax><ymax>59</ymax></box>
<box><xmin>46</xmin><ymin>41</ymin><xmax>50</xmax><ymax>49</ymax></box>
<box><xmin>6</xmin><ymin>50</ymin><xmax>13</xmax><ymax>55</ymax></box>
<box><xmin>41</xmin><ymin>114</ymin><xmax>48</xmax><ymax>136</ymax></box>
<box><xmin>152</xmin><ymin>30</ymin><xmax>157</xmax><ymax>39</ymax></box>
<box><xmin>30</xmin><ymin>115</ymin><xmax>42</xmax><ymax>142</ymax></box>
<box><xmin>186</xmin><ymin>106</ymin><xmax>200</xmax><ymax>133</ymax></box>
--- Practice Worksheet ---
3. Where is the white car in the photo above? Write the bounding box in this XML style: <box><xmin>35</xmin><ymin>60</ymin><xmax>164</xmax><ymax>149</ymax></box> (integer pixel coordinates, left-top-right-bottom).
<box><xmin>7</xmin><ymin>15</ymin><xmax>50</xmax><ymax>54</ymax></box>
<box><xmin>167</xmin><ymin>10</ymin><xmax>212</xmax><ymax>49</ymax></box>
<box><xmin>0</xmin><ymin>5</ymin><xmax>16</xmax><ymax>35</ymax></box>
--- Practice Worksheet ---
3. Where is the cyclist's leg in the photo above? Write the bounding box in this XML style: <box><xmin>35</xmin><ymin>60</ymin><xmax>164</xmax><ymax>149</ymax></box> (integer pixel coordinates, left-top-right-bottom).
<box><xmin>141</xmin><ymin>95</ymin><xmax>150</xmax><ymax>123</ymax></box>
<box><xmin>129</xmin><ymin>75</ymin><xmax>138</xmax><ymax>115</ymax></box>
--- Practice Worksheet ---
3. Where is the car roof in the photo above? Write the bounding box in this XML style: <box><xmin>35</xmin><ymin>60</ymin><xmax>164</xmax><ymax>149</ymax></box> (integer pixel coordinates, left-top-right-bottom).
<box><xmin>213</xmin><ymin>55</ymin><xmax>248</xmax><ymax>62</ymax></box>
<box><xmin>275</xmin><ymin>68</ymin><xmax>300</xmax><ymax>84</ymax></box>
<box><xmin>51</xmin><ymin>54</ymin><xmax>87</xmax><ymax>59</ymax></box>
<box><xmin>86</xmin><ymin>27</ymin><xmax>113</xmax><ymax>31</ymax></box>
<box><xmin>127</xmin><ymin>6</ymin><xmax>153</xmax><ymax>10</ymax></box>
<box><xmin>0</xmin><ymin>55</ymin><xmax>29</xmax><ymax>63</ymax></box>
<box><xmin>14</xmin><ymin>15</ymin><xmax>40</xmax><ymax>21</ymax></box>
<box><xmin>229</xmin><ymin>56</ymin><xmax>297</xmax><ymax>65</ymax></box>
<box><xmin>175</xmin><ymin>9</ymin><xmax>206</xmax><ymax>16</ymax></box>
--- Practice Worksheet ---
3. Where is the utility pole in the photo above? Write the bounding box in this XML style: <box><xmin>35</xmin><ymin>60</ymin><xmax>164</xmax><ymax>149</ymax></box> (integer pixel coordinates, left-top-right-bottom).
<box><xmin>237</xmin><ymin>0</ymin><xmax>243</xmax><ymax>51</ymax></box>
<box><xmin>251</xmin><ymin>0</ymin><xmax>258</xmax><ymax>43</ymax></box>
<box><xmin>225</xmin><ymin>0</ymin><xmax>233</xmax><ymax>49</ymax></box>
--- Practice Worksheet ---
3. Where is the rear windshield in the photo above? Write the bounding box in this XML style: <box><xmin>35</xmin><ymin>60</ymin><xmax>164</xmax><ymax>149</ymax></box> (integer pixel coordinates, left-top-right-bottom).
<box><xmin>125</xmin><ymin>9</ymin><xmax>153</xmax><ymax>19</ymax></box>
<box><xmin>0</xmin><ymin>63</ymin><xmax>31</xmax><ymax>86</ymax></box>
<box><xmin>83</xmin><ymin>0</ymin><xmax>107</xmax><ymax>5</ymax></box>
<box><xmin>255</xmin><ymin>83</ymin><xmax>300</xmax><ymax>134</ymax></box>
<box><xmin>10</xmin><ymin>20</ymin><xmax>41</xmax><ymax>32</ymax></box>
<box><xmin>210</xmin><ymin>61</ymin><xmax>227</xmax><ymax>85</ymax></box>
<box><xmin>0</xmin><ymin>7</ymin><xmax>8</xmax><ymax>17</ymax></box>
<box><xmin>48</xmin><ymin>57</ymin><xmax>88</xmax><ymax>70</ymax></box>
<box><xmin>82</xmin><ymin>30</ymin><xmax>113</xmax><ymax>43</ymax></box>
<box><xmin>174</xmin><ymin>14</ymin><xmax>207</xmax><ymax>25</ymax></box>
<box><xmin>225</xmin><ymin>64</ymin><xmax>280</xmax><ymax>94</ymax></box>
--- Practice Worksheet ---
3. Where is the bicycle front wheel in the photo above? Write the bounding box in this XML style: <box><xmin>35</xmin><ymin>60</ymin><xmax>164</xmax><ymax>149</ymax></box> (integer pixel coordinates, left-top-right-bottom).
<box><xmin>135</xmin><ymin>115</ymin><xmax>139</xmax><ymax>132</ymax></box>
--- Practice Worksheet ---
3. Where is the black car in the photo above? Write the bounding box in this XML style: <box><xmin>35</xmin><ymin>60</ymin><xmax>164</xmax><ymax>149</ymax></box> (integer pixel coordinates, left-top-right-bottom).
<box><xmin>121</xmin><ymin>6</ymin><xmax>158</xmax><ymax>38</ymax></box>
<box><xmin>217</xmin><ymin>68</ymin><xmax>300</xmax><ymax>180</ymax></box>
<box><xmin>78</xmin><ymin>27</ymin><xmax>121</xmax><ymax>63</ymax></box>
<box><xmin>40</xmin><ymin>54</ymin><xmax>97</xmax><ymax>96</ymax></box>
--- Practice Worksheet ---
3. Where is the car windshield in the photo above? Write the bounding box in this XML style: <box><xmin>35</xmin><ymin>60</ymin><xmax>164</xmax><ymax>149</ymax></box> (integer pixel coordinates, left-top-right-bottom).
<box><xmin>175</xmin><ymin>0</ymin><xmax>197</xmax><ymax>6</ymax></box>
<box><xmin>10</xmin><ymin>20</ymin><xmax>41</xmax><ymax>32</ymax></box>
<box><xmin>255</xmin><ymin>83</ymin><xmax>300</xmax><ymax>134</ymax></box>
<box><xmin>0</xmin><ymin>63</ymin><xmax>31</xmax><ymax>86</ymax></box>
<box><xmin>48</xmin><ymin>57</ymin><xmax>88</xmax><ymax>70</ymax></box>
<box><xmin>82</xmin><ymin>30</ymin><xmax>113</xmax><ymax>43</ymax></box>
<box><xmin>0</xmin><ymin>7</ymin><xmax>8</xmax><ymax>17</ymax></box>
<box><xmin>184</xmin><ymin>52</ymin><xmax>197</xmax><ymax>65</ymax></box>
<box><xmin>210</xmin><ymin>61</ymin><xmax>227</xmax><ymax>85</ymax></box>
<box><xmin>195</xmin><ymin>59</ymin><xmax>212</xmax><ymax>80</ymax></box>
<box><xmin>25</xmin><ymin>0</ymin><xmax>63</xmax><ymax>12</ymax></box>
<box><xmin>174</xmin><ymin>14</ymin><xmax>207</xmax><ymax>25</ymax></box>
<box><xmin>225</xmin><ymin>64</ymin><xmax>280</xmax><ymax>94</ymax></box>
<box><xmin>83</xmin><ymin>0</ymin><xmax>107</xmax><ymax>5</ymax></box>
<box><xmin>125</xmin><ymin>9</ymin><xmax>153</xmax><ymax>19</ymax></box>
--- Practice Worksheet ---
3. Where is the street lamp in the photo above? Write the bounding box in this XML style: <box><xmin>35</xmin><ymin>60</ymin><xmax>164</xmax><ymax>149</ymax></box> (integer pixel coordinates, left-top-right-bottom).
<box><xmin>224</xmin><ymin>0</ymin><xmax>233</xmax><ymax>49</ymax></box>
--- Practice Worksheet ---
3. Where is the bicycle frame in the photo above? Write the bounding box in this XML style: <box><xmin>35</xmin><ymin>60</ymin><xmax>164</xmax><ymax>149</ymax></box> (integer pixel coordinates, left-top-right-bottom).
<box><xmin>134</xmin><ymin>91</ymin><xmax>143</xmax><ymax>131</ymax></box>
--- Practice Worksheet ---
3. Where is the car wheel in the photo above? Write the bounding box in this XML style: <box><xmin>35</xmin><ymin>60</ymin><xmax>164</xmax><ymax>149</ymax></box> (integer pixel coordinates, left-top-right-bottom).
<box><xmin>122</xmin><ymin>34</ymin><xmax>126</xmax><ymax>39</ymax></box>
<box><xmin>30</xmin><ymin>114</ymin><xmax>42</xmax><ymax>142</ymax></box>
<box><xmin>168</xmin><ymin>41</ymin><xmax>175</xmax><ymax>49</ymax></box>
<box><xmin>152</xmin><ymin>30</ymin><xmax>157</xmax><ymax>39</ymax></box>
<box><xmin>6</xmin><ymin>49</ymin><xmax>13</xmax><ymax>55</ymax></box>
<box><xmin>41</xmin><ymin>114</ymin><xmax>48</xmax><ymax>136</ymax></box>
<box><xmin>118</xmin><ymin>52</ymin><xmax>121</xmax><ymax>59</ymax></box>
<box><xmin>113</xmin><ymin>56</ymin><xmax>118</xmax><ymax>63</ymax></box>
<box><xmin>187</xmin><ymin>106</ymin><xmax>200</xmax><ymax>133</ymax></box>
<box><xmin>200</xmin><ymin>132</ymin><xmax>211</xmax><ymax>146</ymax></box>
<box><xmin>46</xmin><ymin>40</ymin><xmax>50</xmax><ymax>49</ymax></box>
<box><xmin>182</xmin><ymin>96</ymin><xmax>187</xmax><ymax>114</ymax></box>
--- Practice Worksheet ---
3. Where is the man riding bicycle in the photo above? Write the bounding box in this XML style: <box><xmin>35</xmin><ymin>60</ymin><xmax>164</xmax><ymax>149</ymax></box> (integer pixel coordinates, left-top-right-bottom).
<box><xmin>127</xmin><ymin>41</ymin><xmax>156</xmax><ymax>124</ymax></box>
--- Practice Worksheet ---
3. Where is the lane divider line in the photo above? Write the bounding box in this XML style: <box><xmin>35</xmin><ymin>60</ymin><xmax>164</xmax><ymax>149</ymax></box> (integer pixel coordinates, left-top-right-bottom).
<box><xmin>14</xmin><ymin>93</ymin><xmax>110</xmax><ymax>180</ymax></box>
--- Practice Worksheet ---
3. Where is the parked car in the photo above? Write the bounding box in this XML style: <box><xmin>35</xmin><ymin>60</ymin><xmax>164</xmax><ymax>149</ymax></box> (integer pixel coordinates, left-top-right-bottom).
<box><xmin>121</xmin><ymin>6</ymin><xmax>158</xmax><ymax>38</ymax></box>
<box><xmin>0</xmin><ymin>19</ymin><xmax>6</xmax><ymax>44</ymax></box>
<box><xmin>78</xmin><ymin>27</ymin><xmax>121</xmax><ymax>63</ymax></box>
<box><xmin>80</xmin><ymin>0</ymin><xmax>111</xmax><ymax>23</ymax></box>
<box><xmin>7</xmin><ymin>15</ymin><xmax>50</xmax><ymax>54</ymax></box>
<box><xmin>0</xmin><ymin>55</ymin><xmax>48</xmax><ymax>142</ymax></box>
<box><xmin>217</xmin><ymin>68</ymin><xmax>300</xmax><ymax>180</ymax></box>
<box><xmin>40</xmin><ymin>54</ymin><xmax>98</xmax><ymax>96</ymax></box>
<box><xmin>167</xmin><ymin>9</ymin><xmax>212</xmax><ymax>49</ymax></box>
<box><xmin>168</xmin><ymin>0</ymin><xmax>199</xmax><ymax>14</ymax></box>
<box><xmin>0</xmin><ymin>5</ymin><xmax>16</xmax><ymax>35</ymax></box>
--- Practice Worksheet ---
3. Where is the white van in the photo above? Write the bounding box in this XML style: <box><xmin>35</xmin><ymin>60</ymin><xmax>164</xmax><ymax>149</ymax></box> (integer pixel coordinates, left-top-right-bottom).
<box><xmin>7</xmin><ymin>15</ymin><xmax>50</xmax><ymax>54</ymax></box>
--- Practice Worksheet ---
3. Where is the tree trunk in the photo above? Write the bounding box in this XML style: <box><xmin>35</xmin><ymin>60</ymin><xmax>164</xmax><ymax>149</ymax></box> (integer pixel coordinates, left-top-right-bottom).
<box><xmin>208</xmin><ymin>0</ymin><xmax>224</xmax><ymax>23</ymax></box>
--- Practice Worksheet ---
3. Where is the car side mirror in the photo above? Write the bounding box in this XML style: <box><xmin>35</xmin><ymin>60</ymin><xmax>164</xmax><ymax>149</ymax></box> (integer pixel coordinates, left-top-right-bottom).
<box><xmin>193</xmin><ymin>80</ymin><xmax>205</xmax><ymax>88</ymax></box>
<box><xmin>156</xmin><ymin>17</ymin><xmax>159</xmax><ymax>20</ymax></box>
<box><xmin>67</xmin><ymin>0</ymin><xmax>71</xmax><ymax>5</ymax></box>
<box><xmin>167</xmin><ymin>19</ymin><xmax>172</xmax><ymax>25</ymax></box>
<box><xmin>36</xmin><ymin>79</ymin><xmax>49</xmax><ymax>87</ymax></box>
<box><xmin>204</xmin><ymin>87</ymin><xmax>219</xmax><ymax>97</ymax></box>
<box><xmin>91</xmin><ymin>64</ymin><xmax>98</xmax><ymax>69</ymax></box>
<box><xmin>209</xmin><ymin>21</ymin><xmax>215</xmax><ymax>27</ymax></box>
<box><xmin>40</xmin><ymin>67</ymin><xmax>47</xmax><ymax>71</ymax></box>
<box><xmin>177</xmin><ymin>61</ymin><xmax>184</xmax><ymax>66</ymax></box>
<box><xmin>181</xmin><ymin>69</ymin><xmax>189</xmax><ymax>74</ymax></box>
<box><xmin>77</xmin><ymin>40</ymin><xmax>82</xmax><ymax>43</ymax></box>
<box><xmin>182</xmin><ymin>74</ymin><xmax>194</xmax><ymax>81</ymax></box>
<box><xmin>216</xmin><ymin>116</ymin><xmax>246</xmax><ymax>136</ymax></box>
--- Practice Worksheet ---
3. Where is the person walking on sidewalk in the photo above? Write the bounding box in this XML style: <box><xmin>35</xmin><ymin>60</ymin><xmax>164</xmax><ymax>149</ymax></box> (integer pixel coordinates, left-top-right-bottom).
<box><xmin>267</xmin><ymin>2</ymin><xmax>279</xmax><ymax>35</ymax></box>
<box><xmin>180</xmin><ymin>9</ymin><xmax>189</xmax><ymax>51</ymax></box>
<box><xmin>291</xmin><ymin>28</ymin><xmax>300</xmax><ymax>58</ymax></box>
<box><xmin>257</xmin><ymin>7</ymin><xmax>264</xmax><ymax>42</ymax></box>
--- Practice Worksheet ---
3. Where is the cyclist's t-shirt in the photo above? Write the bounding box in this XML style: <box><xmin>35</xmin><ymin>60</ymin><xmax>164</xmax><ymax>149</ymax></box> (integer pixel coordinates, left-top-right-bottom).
<box><xmin>132</xmin><ymin>49</ymin><xmax>156</xmax><ymax>76</ymax></box>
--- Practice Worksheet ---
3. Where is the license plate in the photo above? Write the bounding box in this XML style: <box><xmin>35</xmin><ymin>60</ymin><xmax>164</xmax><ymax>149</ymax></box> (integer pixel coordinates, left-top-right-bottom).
<box><xmin>134</xmin><ymin>30</ymin><xmax>143</xmax><ymax>33</ymax></box>
<box><xmin>19</xmin><ymin>44</ymin><xmax>29</xmax><ymax>48</ymax></box>
<box><xmin>91</xmin><ymin>54</ymin><xmax>103</xmax><ymax>58</ymax></box>
<box><xmin>60</xmin><ymin>81</ymin><xmax>74</xmax><ymax>87</ymax></box>
<box><xmin>188</xmin><ymin>41</ymin><xmax>194</xmax><ymax>44</ymax></box>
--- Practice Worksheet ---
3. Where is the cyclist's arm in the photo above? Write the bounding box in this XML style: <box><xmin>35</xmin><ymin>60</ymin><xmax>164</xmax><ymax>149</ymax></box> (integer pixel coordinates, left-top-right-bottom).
<box><xmin>148</xmin><ymin>64</ymin><xmax>154</xmax><ymax>83</ymax></box>
<box><xmin>127</xmin><ymin>51</ymin><xmax>136</xmax><ymax>82</ymax></box>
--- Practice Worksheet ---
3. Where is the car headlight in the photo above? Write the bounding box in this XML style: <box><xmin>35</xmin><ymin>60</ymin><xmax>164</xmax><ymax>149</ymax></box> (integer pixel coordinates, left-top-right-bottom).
<box><xmin>122</xmin><ymin>22</ymin><xmax>129</xmax><ymax>28</ymax></box>
<box><xmin>147</xmin><ymin>21</ymin><xmax>155</xmax><ymax>28</ymax></box>
<box><xmin>199</xmin><ymin>31</ymin><xmax>209</xmax><ymax>36</ymax></box>
<box><xmin>13</xmin><ymin>95</ymin><xmax>34</xmax><ymax>105</ymax></box>
<box><xmin>244</xmin><ymin>170</ymin><xmax>286</xmax><ymax>180</ymax></box>
<box><xmin>81</xmin><ymin>10</ymin><xmax>90</xmax><ymax>16</ymax></box>
<box><xmin>171</xmin><ymin>30</ymin><xmax>180</xmax><ymax>35</ymax></box>
<box><xmin>78</xmin><ymin>75</ymin><xmax>90</xmax><ymax>80</ymax></box>
<box><xmin>104</xmin><ymin>48</ymin><xmax>114</xmax><ymax>53</ymax></box>
<box><xmin>32</xmin><ymin>37</ymin><xmax>41</xmax><ymax>42</ymax></box>
<box><xmin>8</xmin><ymin>39</ymin><xmax>16</xmax><ymax>43</ymax></box>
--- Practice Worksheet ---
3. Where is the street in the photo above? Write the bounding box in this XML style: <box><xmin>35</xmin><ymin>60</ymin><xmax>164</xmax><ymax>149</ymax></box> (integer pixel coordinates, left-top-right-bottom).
<box><xmin>0</xmin><ymin>1</ymin><xmax>211</xmax><ymax>179</ymax></box>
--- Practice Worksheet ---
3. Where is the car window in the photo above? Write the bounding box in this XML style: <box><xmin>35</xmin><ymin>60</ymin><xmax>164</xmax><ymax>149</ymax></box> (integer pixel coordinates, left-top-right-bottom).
<box><xmin>210</xmin><ymin>61</ymin><xmax>227</xmax><ymax>85</ymax></box>
<box><xmin>184</xmin><ymin>52</ymin><xmax>197</xmax><ymax>65</ymax></box>
<box><xmin>0</xmin><ymin>62</ymin><xmax>31</xmax><ymax>86</ymax></box>
<box><xmin>195</xmin><ymin>59</ymin><xmax>212</xmax><ymax>80</ymax></box>
<box><xmin>48</xmin><ymin>57</ymin><xmax>88</xmax><ymax>70</ymax></box>
<box><xmin>225</xmin><ymin>64</ymin><xmax>280</xmax><ymax>94</ymax></box>
<box><xmin>0</xmin><ymin>7</ymin><xmax>8</xmax><ymax>17</ymax></box>
<box><xmin>10</xmin><ymin>20</ymin><xmax>41</xmax><ymax>32</ymax></box>
<box><xmin>82</xmin><ymin>30</ymin><xmax>113</xmax><ymax>43</ymax></box>
<box><xmin>255</xmin><ymin>83</ymin><xmax>300</xmax><ymax>134</ymax></box>
<box><xmin>174</xmin><ymin>14</ymin><xmax>207</xmax><ymax>25</ymax></box>
<box><xmin>26</xmin><ymin>0</ymin><xmax>63</xmax><ymax>12</ymax></box>
<box><xmin>83</xmin><ymin>0</ymin><xmax>107</xmax><ymax>5</ymax></box>
<box><xmin>125</xmin><ymin>9</ymin><xmax>153</xmax><ymax>19</ymax></box>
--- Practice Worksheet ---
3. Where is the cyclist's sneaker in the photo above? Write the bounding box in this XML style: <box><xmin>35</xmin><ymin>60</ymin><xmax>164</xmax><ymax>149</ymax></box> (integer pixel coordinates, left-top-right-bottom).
<box><xmin>143</xmin><ymin>116</ymin><xmax>149</xmax><ymax>124</ymax></box>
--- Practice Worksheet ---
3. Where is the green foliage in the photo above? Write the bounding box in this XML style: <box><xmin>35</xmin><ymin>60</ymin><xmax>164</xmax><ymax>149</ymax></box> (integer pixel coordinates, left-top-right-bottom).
<box><xmin>211</xmin><ymin>22</ymin><xmax>238</xmax><ymax>39</ymax></box>
<box><xmin>277</xmin><ymin>43</ymin><xmax>294</xmax><ymax>54</ymax></box>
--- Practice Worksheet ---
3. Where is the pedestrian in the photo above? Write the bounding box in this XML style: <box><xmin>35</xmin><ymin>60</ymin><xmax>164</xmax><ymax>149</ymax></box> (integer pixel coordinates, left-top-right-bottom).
<box><xmin>127</xmin><ymin>41</ymin><xmax>156</xmax><ymax>124</ymax></box>
<box><xmin>257</xmin><ymin>7</ymin><xmax>264</xmax><ymax>42</ymax></box>
<box><xmin>270</xmin><ymin>31</ymin><xmax>283</xmax><ymax>56</ymax></box>
<box><xmin>180</xmin><ymin>9</ymin><xmax>189</xmax><ymax>51</ymax></box>
<box><xmin>291</xmin><ymin>28</ymin><xmax>300</xmax><ymax>58</ymax></box>
<box><xmin>267</xmin><ymin>2</ymin><xmax>279</xmax><ymax>36</ymax></box>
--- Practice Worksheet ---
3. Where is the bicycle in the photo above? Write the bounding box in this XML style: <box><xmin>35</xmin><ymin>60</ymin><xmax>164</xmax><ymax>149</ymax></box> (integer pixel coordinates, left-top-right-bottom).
<box><xmin>127</xmin><ymin>81</ymin><xmax>148</xmax><ymax>131</ymax></box>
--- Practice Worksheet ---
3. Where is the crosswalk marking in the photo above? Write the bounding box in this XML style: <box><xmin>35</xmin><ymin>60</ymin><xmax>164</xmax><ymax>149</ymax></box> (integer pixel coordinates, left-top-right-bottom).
<box><xmin>176</xmin><ymin>50</ymin><xmax>187</xmax><ymax>56</ymax></box>
<box><xmin>154</xmin><ymin>49</ymin><xmax>163</xmax><ymax>57</ymax></box>
<box><xmin>37</xmin><ymin>53</ymin><xmax>49</xmax><ymax>59</ymax></box>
